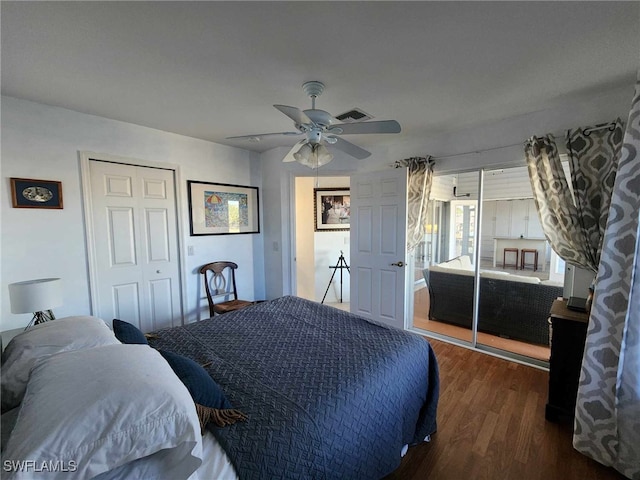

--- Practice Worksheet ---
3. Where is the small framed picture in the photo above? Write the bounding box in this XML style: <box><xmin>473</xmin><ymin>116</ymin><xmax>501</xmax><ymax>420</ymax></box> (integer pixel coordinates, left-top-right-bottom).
<box><xmin>10</xmin><ymin>178</ymin><xmax>63</xmax><ymax>209</ymax></box>
<box><xmin>187</xmin><ymin>180</ymin><xmax>260</xmax><ymax>236</ymax></box>
<box><xmin>314</xmin><ymin>188</ymin><xmax>350</xmax><ymax>231</ymax></box>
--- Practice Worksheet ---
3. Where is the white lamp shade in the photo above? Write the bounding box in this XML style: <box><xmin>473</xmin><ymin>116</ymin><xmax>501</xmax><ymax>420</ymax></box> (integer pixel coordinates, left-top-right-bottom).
<box><xmin>9</xmin><ymin>278</ymin><xmax>63</xmax><ymax>314</ymax></box>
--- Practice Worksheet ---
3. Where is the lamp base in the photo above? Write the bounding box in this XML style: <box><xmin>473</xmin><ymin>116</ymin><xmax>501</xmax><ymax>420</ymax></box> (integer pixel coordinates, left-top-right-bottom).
<box><xmin>25</xmin><ymin>310</ymin><xmax>56</xmax><ymax>330</ymax></box>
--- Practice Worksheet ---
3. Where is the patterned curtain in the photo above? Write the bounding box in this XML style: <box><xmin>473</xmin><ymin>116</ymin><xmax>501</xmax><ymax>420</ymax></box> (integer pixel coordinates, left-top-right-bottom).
<box><xmin>395</xmin><ymin>157</ymin><xmax>434</xmax><ymax>253</ymax></box>
<box><xmin>566</xmin><ymin>118</ymin><xmax>624</xmax><ymax>268</ymax></box>
<box><xmin>524</xmin><ymin>135</ymin><xmax>595</xmax><ymax>270</ymax></box>
<box><xmin>573</xmin><ymin>77</ymin><xmax>640</xmax><ymax>479</ymax></box>
<box><xmin>524</xmin><ymin>119</ymin><xmax>623</xmax><ymax>271</ymax></box>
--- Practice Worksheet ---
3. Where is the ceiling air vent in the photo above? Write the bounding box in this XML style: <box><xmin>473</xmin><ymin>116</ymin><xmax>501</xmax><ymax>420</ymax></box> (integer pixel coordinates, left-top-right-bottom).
<box><xmin>335</xmin><ymin>107</ymin><xmax>374</xmax><ymax>123</ymax></box>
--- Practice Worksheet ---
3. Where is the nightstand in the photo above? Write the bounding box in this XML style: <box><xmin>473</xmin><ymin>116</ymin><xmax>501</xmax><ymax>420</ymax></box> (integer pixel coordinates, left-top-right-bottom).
<box><xmin>545</xmin><ymin>299</ymin><xmax>589</xmax><ymax>424</ymax></box>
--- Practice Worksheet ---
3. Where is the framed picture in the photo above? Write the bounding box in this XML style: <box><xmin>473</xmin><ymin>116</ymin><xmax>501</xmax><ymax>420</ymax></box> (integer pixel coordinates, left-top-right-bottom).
<box><xmin>314</xmin><ymin>188</ymin><xmax>350</xmax><ymax>231</ymax></box>
<box><xmin>10</xmin><ymin>178</ymin><xmax>63</xmax><ymax>209</ymax></box>
<box><xmin>187</xmin><ymin>180</ymin><xmax>259</xmax><ymax>236</ymax></box>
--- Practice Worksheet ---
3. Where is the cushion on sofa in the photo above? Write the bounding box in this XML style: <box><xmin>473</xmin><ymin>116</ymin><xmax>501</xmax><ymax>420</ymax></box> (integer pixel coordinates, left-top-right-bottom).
<box><xmin>437</xmin><ymin>255</ymin><xmax>474</xmax><ymax>271</ymax></box>
<box><xmin>458</xmin><ymin>255</ymin><xmax>473</xmax><ymax>270</ymax></box>
<box><xmin>429</xmin><ymin>265</ymin><xmax>474</xmax><ymax>276</ymax></box>
<box><xmin>503</xmin><ymin>274</ymin><xmax>541</xmax><ymax>284</ymax></box>
<box><xmin>438</xmin><ymin>258</ymin><xmax>462</xmax><ymax>269</ymax></box>
<box><xmin>479</xmin><ymin>270</ymin><xmax>510</xmax><ymax>277</ymax></box>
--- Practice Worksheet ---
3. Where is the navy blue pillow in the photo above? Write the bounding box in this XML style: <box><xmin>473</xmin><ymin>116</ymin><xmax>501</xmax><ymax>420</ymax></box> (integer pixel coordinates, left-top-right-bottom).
<box><xmin>158</xmin><ymin>350</ymin><xmax>231</xmax><ymax>410</ymax></box>
<box><xmin>112</xmin><ymin>319</ymin><xmax>148</xmax><ymax>345</ymax></box>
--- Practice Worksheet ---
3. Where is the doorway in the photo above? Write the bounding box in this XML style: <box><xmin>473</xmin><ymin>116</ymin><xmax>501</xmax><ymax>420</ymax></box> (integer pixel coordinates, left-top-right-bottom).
<box><xmin>293</xmin><ymin>176</ymin><xmax>351</xmax><ymax>309</ymax></box>
<box><xmin>413</xmin><ymin>167</ymin><xmax>563</xmax><ymax>365</ymax></box>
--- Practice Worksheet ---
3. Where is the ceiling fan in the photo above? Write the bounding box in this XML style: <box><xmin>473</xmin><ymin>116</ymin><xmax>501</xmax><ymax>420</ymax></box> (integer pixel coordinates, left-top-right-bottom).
<box><xmin>226</xmin><ymin>81</ymin><xmax>401</xmax><ymax>168</ymax></box>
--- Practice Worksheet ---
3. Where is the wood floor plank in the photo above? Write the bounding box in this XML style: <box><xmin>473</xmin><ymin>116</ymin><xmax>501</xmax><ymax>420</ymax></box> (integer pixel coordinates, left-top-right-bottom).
<box><xmin>384</xmin><ymin>338</ymin><xmax>626</xmax><ymax>480</ymax></box>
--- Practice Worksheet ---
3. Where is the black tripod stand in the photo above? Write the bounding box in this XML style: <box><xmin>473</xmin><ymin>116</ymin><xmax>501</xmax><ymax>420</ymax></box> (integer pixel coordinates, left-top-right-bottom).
<box><xmin>321</xmin><ymin>251</ymin><xmax>350</xmax><ymax>304</ymax></box>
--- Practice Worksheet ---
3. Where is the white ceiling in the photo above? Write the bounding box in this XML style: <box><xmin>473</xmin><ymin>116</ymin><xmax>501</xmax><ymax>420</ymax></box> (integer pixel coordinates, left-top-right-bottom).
<box><xmin>2</xmin><ymin>1</ymin><xmax>639</xmax><ymax>156</ymax></box>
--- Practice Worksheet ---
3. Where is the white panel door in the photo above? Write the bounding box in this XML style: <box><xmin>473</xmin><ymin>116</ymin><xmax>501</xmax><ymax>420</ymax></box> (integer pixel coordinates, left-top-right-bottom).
<box><xmin>494</xmin><ymin>200</ymin><xmax>511</xmax><ymax>237</ymax></box>
<box><xmin>526</xmin><ymin>199</ymin><xmax>545</xmax><ymax>238</ymax></box>
<box><xmin>350</xmin><ymin>168</ymin><xmax>408</xmax><ymax>329</ymax></box>
<box><xmin>88</xmin><ymin>160</ymin><xmax>181</xmax><ymax>332</ymax></box>
<box><xmin>510</xmin><ymin>199</ymin><xmax>528</xmax><ymax>239</ymax></box>
<box><xmin>480</xmin><ymin>200</ymin><xmax>496</xmax><ymax>260</ymax></box>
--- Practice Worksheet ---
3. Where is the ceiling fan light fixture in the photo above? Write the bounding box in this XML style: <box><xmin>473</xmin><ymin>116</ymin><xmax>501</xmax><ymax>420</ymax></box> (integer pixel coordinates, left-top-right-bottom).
<box><xmin>292</xmin><ymin>143</ymin><xmax>334</xmax><ymax>169</ymax></box>
<box><xmin>257</xmin><ymin>81</ymin><xmax>398</xmax><ymax>164</ymax></box>
<box><xmin>293</xmin><ymin>143</ymin><xmax>313</xmax><ymax>163</ymax></box>
<box><xmin>315</xmin><ymin>144</ymin><xmax>333</xmax><ymax>166</ymax></box>
<box><xmin>282</xmin><ymin>140</ymin><xmax>305</xmax><ymax>162</ymax></box>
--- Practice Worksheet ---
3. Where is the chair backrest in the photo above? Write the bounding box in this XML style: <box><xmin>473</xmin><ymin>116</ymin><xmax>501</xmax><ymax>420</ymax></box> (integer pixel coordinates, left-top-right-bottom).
<box><xmin>199</xmin><ymin>261</ymin><xmax>240</xmax><ymax>316</ymax></box>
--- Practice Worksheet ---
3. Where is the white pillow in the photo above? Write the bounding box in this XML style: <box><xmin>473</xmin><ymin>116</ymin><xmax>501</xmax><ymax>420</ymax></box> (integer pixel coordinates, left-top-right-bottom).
<box><xmin>3</xmin><ymin>344</ymin><xmax>202</xmax><ymax>480</ymax></box>
<box><xmin>1</xmin><ymin>316</ymin><xmax>120</xmax><ymax>411</ymax></box>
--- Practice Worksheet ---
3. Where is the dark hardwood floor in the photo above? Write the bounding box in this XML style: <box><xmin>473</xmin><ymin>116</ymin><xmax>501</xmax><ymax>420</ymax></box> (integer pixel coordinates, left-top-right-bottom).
<box><xmin>384</xmin><ymin>338</ymin><xmax>626</xmax><ymax>480</ymax></box>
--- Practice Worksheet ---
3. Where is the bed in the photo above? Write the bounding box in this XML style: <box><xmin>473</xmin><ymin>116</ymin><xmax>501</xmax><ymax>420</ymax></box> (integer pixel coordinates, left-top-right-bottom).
<box><xmin>1</xmin><ymin>295</ymin><xmax>439</xmax><ymax>479</ymax></box>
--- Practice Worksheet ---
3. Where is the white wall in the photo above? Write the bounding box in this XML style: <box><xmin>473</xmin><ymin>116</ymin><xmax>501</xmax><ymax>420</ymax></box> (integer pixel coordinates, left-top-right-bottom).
<box><xmin>257</xmin><ymin>84</ymin><xmax>634</xmax><ymax>300</ymax></box>
<box><xmin>427</xmin><ymin>84</ymin><xmax>634</xmax><ymax>174</ymax></box>
<box><xmin>2</xmin><ymin>83</ymin><xmax>632</xmax><ymax>330</ymax></box>
<box><xmin>294</xmin><ymin>176</ymin><xmax>315</xmax><ymax>300</ymax></box>
<box><xmin>1</xmin><ymin>96</ymin><xmax>264</xmax><ymax>331</ymax></box>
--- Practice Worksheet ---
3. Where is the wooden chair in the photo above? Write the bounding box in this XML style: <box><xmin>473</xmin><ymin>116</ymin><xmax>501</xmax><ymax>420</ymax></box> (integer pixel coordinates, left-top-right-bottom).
<box><xmin>199</xmin><ymin>261</ymin><xmax>253</xmax><ymax>317</ymax></box>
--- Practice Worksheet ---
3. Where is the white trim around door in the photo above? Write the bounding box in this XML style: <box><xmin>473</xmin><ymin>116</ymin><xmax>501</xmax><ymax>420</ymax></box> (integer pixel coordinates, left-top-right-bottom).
<box><xmin>80</xmin><ymin>151</ymin><xmax>186</xmax><ymax>329</ymax></box>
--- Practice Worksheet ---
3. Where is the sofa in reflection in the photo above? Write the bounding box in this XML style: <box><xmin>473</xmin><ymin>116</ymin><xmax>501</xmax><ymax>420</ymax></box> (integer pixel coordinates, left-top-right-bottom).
<box><xmin>422</xmin><ymin>256</ymin><xmax>563</xmax><ymax>346</ymax></box>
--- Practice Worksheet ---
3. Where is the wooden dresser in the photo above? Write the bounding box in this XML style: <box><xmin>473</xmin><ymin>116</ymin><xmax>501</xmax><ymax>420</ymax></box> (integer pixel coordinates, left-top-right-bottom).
<box><xmin>545</xmin><ymin>299</ymin><xmax>589</xmax><ymax>423</ymax></box>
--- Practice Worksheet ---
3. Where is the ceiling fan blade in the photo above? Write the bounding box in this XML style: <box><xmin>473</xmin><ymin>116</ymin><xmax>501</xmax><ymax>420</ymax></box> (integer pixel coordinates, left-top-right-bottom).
<box><xmin>332</xmin><ymin>137</ymin><xmax>371</xmax><ymax>159</ymax></box>
<box><xmin>274</xmin><ymin>105</ymin><xmax>312</xmax><ymax>125</ymax></box>
<box><xmin>226</xmin><ymin>131</ymin><xmax>301</xmax><ymax>140</ymax></box>
<box><xmin>330</xmin><ymin>120</ymin><xmax>401</xmax><ymax>135</ymax></box>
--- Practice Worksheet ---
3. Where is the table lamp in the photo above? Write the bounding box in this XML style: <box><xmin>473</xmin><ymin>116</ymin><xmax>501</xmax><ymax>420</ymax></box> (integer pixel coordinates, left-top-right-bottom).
<box><xmin>9</xmin><ymin>278</ymin><xmax>63</xmax><ymax>329</ymax></box>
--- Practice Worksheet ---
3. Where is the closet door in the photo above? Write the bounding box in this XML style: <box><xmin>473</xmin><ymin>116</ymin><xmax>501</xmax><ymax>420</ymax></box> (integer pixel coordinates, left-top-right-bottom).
<box><xmin>494</xmin><ymin>200</ymin><xmax>511</xmax><ymax>237</ymax></box>
<box><xmin>510</xmin><ymin>199</ymin><xmax>528</xmax><ymax>238</ymax></box>
<box><xmin>87</xmin><ymin>159</ymin><xmax>182</xmax><ymax>332</ymax></box>
<box><xmin>526</xmin><ymin>199</ymin><xmax>545</xmax><ymax>238</ymax></box>
<box><xmin>481</xmin><ymin>201</ymin><xmax>496</xmax><ymax>261</ymax></box>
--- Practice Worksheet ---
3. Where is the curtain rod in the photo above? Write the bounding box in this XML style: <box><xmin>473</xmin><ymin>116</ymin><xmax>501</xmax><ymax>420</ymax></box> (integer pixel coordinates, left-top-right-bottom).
<box><xmin>582</xmin><ymin>122</ymin><xmax>617</xmax><ymax>135</ymax></box>
<box><xmin>429</xmin><ymin>121</ymin><xmax>618</xmax><ymax>161</ymax></box>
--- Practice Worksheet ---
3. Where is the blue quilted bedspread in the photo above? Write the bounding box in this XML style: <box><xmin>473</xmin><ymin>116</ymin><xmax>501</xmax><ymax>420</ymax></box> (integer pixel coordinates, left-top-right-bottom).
<box><xmin>149</xmin><ymin>296</ymin><xmax>439</xmax><ymax>480</ymax></box>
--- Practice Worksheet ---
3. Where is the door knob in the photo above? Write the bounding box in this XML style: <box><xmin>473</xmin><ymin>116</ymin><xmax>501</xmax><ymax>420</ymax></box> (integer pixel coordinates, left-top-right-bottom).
<box><xmin>391</xmin><ymin>261</ymin><xmax>405</xmax><ymax>267</ymax></box>
<box><xmin>156</xmin><ymin>270</ymin><xmax>161</xmax><ymax>274</ymax></box>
